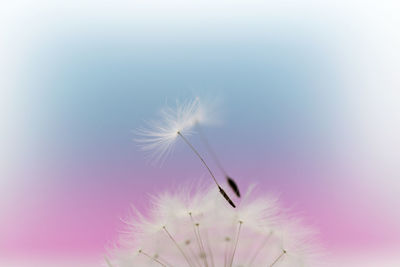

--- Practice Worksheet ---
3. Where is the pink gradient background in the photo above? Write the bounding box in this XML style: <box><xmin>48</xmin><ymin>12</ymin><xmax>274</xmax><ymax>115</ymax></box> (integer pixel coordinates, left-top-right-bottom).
<box><xmin>1</xmin><ymin>0</ymin><xmax>400</xmax><ymax>266</ymax></box>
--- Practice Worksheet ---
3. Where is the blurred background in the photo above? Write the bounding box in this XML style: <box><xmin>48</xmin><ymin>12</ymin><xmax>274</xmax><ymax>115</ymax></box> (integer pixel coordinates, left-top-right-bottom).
<box><xmin>1</xmin><ymin>0</ymin><xmax>399</xmax><ymax>266</ymax></box>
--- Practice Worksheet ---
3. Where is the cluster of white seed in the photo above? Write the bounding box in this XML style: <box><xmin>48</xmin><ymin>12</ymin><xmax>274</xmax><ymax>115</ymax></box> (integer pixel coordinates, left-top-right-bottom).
<box><xmin>105</xmin><ymin>186</ymin><xmax>319</xmax><ymax>267</ymax></box>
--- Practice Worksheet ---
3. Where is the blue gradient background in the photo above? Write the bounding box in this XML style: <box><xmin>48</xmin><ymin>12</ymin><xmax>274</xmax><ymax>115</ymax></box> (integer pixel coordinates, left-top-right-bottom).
<box><xmin>1</xmin><ymin>1</ymin><xmax>400</xmax><ymax>266</ymax></box>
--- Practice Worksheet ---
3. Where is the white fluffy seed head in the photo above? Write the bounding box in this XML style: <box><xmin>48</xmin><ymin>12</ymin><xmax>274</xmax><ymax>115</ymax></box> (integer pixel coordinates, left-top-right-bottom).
<box><xmin>191</xmin><ymin>96</ymin><xmax>222</xmax><ymax>127</ymax></box>
<box><xmin>106</xmin><ymin>185</ymin><xmax>321</xmax><ymax>267</ymax></box>
<box><xmin>135</xmin><ymin>98</ymin><xmax>200</xmax><ymax>163</ymax></box>
<box><xmin>134</xmin><ymin>97</ymin><xmax>223</xmax><ymax>163</ymax></box>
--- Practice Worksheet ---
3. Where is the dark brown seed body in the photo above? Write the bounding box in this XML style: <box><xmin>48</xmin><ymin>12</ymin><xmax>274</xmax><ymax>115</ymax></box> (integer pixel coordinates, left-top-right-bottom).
<box><xmin>227</xmin><ymin>176</ymin><xmax>241</xmax><ymax>198</ymax></box>
<box><xmin>218</xmin><ymin>186</ymin><xmax>236</xmax><ymax>208</ymax></box>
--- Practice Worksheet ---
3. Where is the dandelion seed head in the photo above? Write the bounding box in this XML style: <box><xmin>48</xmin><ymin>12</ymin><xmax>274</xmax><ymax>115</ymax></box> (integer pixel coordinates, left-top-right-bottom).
<box><xmin>107</xmin><ymin>185</ymin><xmax>321</xmax><ymax>267</ymax></box>
<box><xmin>191</xmin><ymin>95</ymin><xmax>222</xmax><ymax>127</ymax></box>
<box><xmin>135</xmin><ymin>98</ymin><xmax>200</xmax><ymax>163</ymax></box>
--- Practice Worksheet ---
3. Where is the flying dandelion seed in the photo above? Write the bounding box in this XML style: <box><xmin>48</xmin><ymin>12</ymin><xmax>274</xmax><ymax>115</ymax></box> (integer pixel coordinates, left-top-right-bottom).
<box><xmin>135</xmin><ymin>99</ymin><xmax>199</xmax><ymax>163</ymax></box>
<box><xmin>136</xmin><ymin>98</ymin><xmax>236</xmax><ymax>208</ymax></box>
<box><xmin>105</xmin><ymin>185</ymin><xmax>320</xmax><ymax>267</ymax></box>
<box><xmin>192</xmin><ymin>96</ymin><xmax>241</xmax><ymax>198</ymax></box>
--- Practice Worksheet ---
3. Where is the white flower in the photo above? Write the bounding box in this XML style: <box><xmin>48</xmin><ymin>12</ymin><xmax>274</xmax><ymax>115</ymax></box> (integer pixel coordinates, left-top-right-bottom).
<box><xmin>135</xmin><ymin>98</ymin><xmax>200</xmax><ymax>163</ymax></box>
<box><xmin>106</xmin><ymin>185</ymin><xmax>321</xmax><ymax>267</ymax></box>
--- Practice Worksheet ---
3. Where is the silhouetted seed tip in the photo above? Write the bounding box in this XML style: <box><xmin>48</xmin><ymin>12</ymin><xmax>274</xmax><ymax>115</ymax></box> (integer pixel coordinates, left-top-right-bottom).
<box><xmin>218</xmin><ymin>186</ymin><xmax>236</xmax><ymax>208</ymax></box>
<box><xmin>227</xmin><ymin>176</ymin><xmax>241</xmax><ymax>198</ymax></box>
